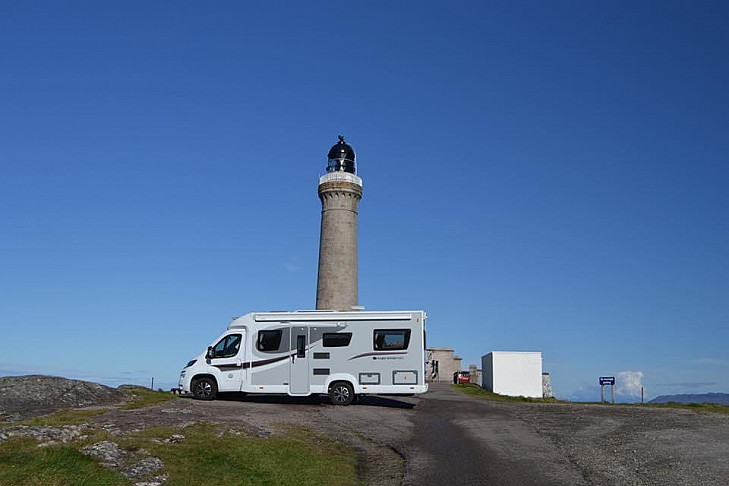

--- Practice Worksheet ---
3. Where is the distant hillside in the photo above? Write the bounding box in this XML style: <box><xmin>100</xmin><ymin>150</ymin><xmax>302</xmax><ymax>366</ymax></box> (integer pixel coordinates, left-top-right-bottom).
<box><xmin>649</xmin><ymin>393</ymin><xmax>729</xmax><ymax>406</ymax></box>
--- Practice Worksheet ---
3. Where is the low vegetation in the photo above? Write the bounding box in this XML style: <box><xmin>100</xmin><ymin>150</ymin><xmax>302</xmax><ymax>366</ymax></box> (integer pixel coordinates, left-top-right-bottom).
<box><xmin>21</xmin><ymin>408</ymin><xmax>110</xmax><ymax>427</ymax></box>
<box><xmin>453</xmin><ymin>383</ymin><xmax>560</xmax><ymax>403</ymax></box>
<box><xmin>0</xmin><ymin>423</ymin><xmax>360</xmax><ymax>486</ymax></box>
<box><xmin>124</xmin><ymin>424</ymin><xmax>359</xmax><ymax>485</ymax></box>
<box><xmin>641</xmin><ymin>401</ymin><xmax>729</xmax><ymax>415</ymax></box>
<box><xmin>119</xmin><ymin>388</ymin><xmax>178</xmax><ymax>410</ymax></box>
<box><xmin>454</xmin><ymin>384</ymin><xmax>729</xmax><ymax>415</ymax></box>
<box><xmin>0</xmin><ymin>437</ymin><xmax>128</xmax><ymax>486</ymax></box>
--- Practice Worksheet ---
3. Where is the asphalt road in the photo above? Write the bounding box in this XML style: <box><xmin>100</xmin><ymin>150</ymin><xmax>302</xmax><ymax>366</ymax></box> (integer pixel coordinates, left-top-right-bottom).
<box><xmin>397</xmin><ymin>383</ymin><xmax>729</xmax><ymax>485</ymax></box>
<box><xmin>402</xmin><ymin>384</ymin><xmax>586</xmax><ymax>485</ymax></box>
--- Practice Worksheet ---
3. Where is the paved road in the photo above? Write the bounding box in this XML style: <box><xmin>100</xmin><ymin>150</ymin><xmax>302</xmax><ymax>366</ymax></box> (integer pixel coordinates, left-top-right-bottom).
<box><xmin>402</xmin><ymin>384</ymin><xmax>586</xmax><ymax>485</ymax></box>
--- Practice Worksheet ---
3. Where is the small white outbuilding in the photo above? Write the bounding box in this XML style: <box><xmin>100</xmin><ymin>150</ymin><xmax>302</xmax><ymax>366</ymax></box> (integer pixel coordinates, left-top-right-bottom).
<box><xmin>481</xmin><ymin>351</ymin><xmax>543</xmax><ymax>398</ymax></box>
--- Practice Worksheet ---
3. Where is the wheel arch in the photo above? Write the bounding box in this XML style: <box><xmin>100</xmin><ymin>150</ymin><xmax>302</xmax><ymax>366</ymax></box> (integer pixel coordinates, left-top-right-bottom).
<box><xmin>325</xmin><ymin>373</ymin><xmax>357</xmax><ymax>392</ymax></box>
<box><xmin>192</xmin><ymin>373</ymin><xmax>218</xmax><ymax>387</ymax></box>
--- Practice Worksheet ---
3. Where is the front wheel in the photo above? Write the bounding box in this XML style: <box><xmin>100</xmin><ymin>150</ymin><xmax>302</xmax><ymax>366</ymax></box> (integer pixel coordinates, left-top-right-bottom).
<box><xmin>192</xmin><ymin>377</ymin><xmax>217</xmax><ymax>400</ymax></box>
<box><xmin>329</xmin><ymin>382</ymin><xmax>354</xmax><ymax>406</ymax></box>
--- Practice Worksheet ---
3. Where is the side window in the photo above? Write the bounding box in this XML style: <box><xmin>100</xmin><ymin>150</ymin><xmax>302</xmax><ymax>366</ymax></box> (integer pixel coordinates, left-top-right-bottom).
<box><xmin>212</xmin><ymin>334</ymin><xmax>241</xmax><ymax>359</ymax></box>
<box><xmin>323</xmin><ymin>333</ymin><xmax>352</xmax><ymax>348</ymax></box>
<box><xmin>373</xmin><ymin>329</ymin><xmax>411</xmax><ymax>351</ymax></box>
<box><xmin>257</xmin><ymin>329</ymin><xmax>283</xmax><ymax>352</ymax></box>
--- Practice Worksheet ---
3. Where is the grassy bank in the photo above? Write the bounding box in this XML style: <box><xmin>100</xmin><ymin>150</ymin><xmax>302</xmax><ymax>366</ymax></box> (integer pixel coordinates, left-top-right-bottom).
<box><xmin>120</xmin><ymin>388</ymin><xmax>179</xmax><ymax>409</ymax></box>
<box><xmin>454</xmin><ymin>384</ymin><xmax>729</xmax><ymax>415</ymax></box>
<box><xmin>452</xmin><ymin>383</ymin><xmax>560</xmax><ymax>403</ymax></box>
<box><xmin>0</xmin><ymin>423</ymin><xmax>359</xmax><ymax>486</ymax></box>
<box><xmin>640</xmin><ymin>401</ymin><xmax>729</xmax><ymax>415</ymax></box>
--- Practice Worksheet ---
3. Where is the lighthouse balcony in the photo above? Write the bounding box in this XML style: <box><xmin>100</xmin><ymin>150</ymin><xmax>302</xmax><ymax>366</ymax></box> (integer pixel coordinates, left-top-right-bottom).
<box><xmin>319</xmin><ymin>172</ymin><xmax>363</xmax><ymax>187</ymax></box>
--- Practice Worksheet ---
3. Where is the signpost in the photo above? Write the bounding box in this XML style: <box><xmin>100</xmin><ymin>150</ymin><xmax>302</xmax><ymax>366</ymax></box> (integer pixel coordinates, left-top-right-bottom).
<box><xmin>599</xmin><ymin>376</ymin><xmax>616</xmax><ymax>403</ymax></box>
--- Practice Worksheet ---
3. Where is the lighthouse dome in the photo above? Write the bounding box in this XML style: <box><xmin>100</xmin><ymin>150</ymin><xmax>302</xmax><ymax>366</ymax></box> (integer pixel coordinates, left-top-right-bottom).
<box><xmin>327</xmin><ymin>136</ymin><xmax>356</xmax><ymax>174</ymax></box>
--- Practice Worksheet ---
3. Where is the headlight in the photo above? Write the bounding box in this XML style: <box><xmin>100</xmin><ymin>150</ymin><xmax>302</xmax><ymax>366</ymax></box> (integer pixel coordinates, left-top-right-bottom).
<box><xmin>185</xmin><ymin>359</ymin><xmax>197</xmax><ymax>368</ymax></box>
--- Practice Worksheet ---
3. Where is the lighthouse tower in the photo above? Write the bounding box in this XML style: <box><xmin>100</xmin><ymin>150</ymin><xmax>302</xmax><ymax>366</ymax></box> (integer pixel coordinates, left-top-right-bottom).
<box><xmin>315</xmin><ymin>136</ymin><xmax>363</xmax><ymax>310</ymax></box>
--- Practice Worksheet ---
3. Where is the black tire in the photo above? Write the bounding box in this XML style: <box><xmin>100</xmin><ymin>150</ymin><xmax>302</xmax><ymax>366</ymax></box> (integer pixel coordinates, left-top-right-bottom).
<box><xmin>192</xmin><ymin>377</ymin><xmax>217</xmax><ymax>400</ymax></box>
<box><xmin>329</xmin><ymin>381</ymin><xmax>354</xmax><ymax>406</ymax></box>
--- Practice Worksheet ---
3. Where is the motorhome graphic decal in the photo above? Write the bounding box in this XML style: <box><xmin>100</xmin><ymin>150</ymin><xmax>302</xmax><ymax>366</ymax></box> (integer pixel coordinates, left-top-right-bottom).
<box><xmin>348</xmin><ymin>351</ymin><xmax>408</xmax><ymax>361</ymax></box>
<box><xmin>213</xmin><ymin>353</ymin><xmax>295</xmax><ymax>371</ymax></box>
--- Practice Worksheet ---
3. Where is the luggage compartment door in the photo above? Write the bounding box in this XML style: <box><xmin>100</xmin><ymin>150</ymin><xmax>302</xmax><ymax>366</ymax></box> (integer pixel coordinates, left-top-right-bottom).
<box><xmin>289</xmin><ymin>326</ymin><xmax>310</xmax><ymax>395</ymax></box>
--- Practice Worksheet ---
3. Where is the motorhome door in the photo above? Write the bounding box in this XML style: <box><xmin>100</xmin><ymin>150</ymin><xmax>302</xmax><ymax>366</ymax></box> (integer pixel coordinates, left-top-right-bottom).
<box><xmin>289</xmin><ymin>326</ymin><xmax>310</xmax><ymax>395</ymax></box>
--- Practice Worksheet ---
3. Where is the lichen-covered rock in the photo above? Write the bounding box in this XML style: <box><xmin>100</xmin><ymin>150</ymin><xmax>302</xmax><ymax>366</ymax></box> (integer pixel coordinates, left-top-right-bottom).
<box><xmin>135</xmin><ymin>474</ymin><xmax>168</xmax><ymax>486</ymax></box>
<box><xmin>0</xmin><ymin>425</ymin><xmax>90</xmax><ymax>445</ymax></box>
<box><xmin>81</xmin><ymin>440</ymin><xmax>129</xmax><ymax>468</ymax></box>
<box><xmin>123</xmin><ymin>456</ymin><xmax>164</xmax><ymax>479</ymax></box>
<box><xmin>165</xmin><ymin>434</ymin><xmax>185</xmax><ymax>443</ymax></box>
<box><xmin>82</xmin><ymin>441</ymin><xmax>166</xmax><ymax>484</ymax></box>
<box><xmin>0</xmin><ymin>375</ymin><xmax>130</xmax><ymax>420</ymax></box>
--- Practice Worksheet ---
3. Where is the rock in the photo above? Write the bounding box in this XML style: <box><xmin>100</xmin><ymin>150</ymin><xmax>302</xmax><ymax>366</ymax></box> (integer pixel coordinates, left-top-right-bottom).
<box><xmin>135</xmin><ymin>474</ymin><xmax>168</xmax><ymax>486</ymax></box>
<box><xmin>165</xmin><ymin>434</ymin><xmax>185</xmax><ymax>443</ymax></box>
<box><xmin>160</xmin><ymin>408</ymin><xmax>194</xmax><ymax>414</ymax></box>
<box><xmin>118</xmin><ymin>385</ymin><xmax>151</xmax><ymax>391</ymax></box>
<box><xmin>123</xmin><ymin>457</ymin><xmax>164</xmax><ymax>479</ymax></box>
<box><xmin>0</xmin><ymin>425</ymin><xmax>90</xmax><ymax>445</ymax></box>
<box><xmin>81</xmin><ymin>441</ymin><xmax>129</xmax><ymax>469</ymax></box>
<box><xmin>0</xmin><ymin>375</ymin><xmax>130</xmax><ymax>420</ymax></box>
<box><xmin>81</xmin><ymin>440</ymin><xmax>166</xmax><ymax>483</ymax></box>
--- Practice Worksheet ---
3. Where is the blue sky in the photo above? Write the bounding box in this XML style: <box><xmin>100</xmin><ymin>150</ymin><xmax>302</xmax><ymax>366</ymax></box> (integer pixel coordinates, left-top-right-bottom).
<box><xmin>1</xmin><ymin>1</ymin><xmax>727</xmax><ymax>400</ymax></box>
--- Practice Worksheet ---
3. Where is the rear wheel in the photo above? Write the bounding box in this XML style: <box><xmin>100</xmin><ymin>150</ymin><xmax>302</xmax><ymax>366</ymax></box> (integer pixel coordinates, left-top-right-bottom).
<box><xmin>329</xmin><ymin>382</ymin><xmax>354</xmax><ymax>406</ymax></box>
<box><xmin>192</xmin><ymin>377</ymin><xmax>217</xmax><ymax>400</ymax></box>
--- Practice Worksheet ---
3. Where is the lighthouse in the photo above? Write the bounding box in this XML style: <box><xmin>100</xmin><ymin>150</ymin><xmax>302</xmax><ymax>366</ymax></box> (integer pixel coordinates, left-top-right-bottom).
<box><xmin>315</xmin><ymin>136</ymin><xmax>363</xmax><ymax>310</ymax></box>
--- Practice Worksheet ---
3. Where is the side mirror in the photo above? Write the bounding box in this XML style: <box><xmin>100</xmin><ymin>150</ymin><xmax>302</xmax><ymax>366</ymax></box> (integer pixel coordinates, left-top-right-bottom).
<box><xmin>206</xmin><ymin>346</ymin><xmax>214</xmax><ymax>360</ymax></box>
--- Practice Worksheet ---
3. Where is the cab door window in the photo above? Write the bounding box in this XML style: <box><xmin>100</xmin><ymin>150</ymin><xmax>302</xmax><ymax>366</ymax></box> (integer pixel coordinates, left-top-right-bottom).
<box><xmin>212</xmin><ymin>334</ymin><xmax>242</xmax><ymax>358</ymax></box>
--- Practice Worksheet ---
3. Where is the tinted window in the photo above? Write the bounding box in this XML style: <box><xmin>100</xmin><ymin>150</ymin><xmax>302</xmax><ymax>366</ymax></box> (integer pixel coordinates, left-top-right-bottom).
<box><xmin>373</xmin><ymin>329</ymin><xmax>411</xmax><ymax>351</ymax></box>
<box><xmin>323</xmin><ymin>333</ymin><xmax>352</xmax><ymax>348</ymax></box>
<box><xmin>257</xmin><ymin>330</ymin><xmax>283</xmax><ymax>352</ymax></box>
<box><xmin>212</xmin><ymin>334</ymin><xmax>241</xmax><ymax>358</ymax></box>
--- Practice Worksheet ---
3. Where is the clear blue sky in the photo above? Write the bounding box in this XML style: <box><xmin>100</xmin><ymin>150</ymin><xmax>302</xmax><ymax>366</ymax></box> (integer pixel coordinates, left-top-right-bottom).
<box><xmin>1</xmin><ymin>1</ymin><xmax>727</xmax><ymax>401</ymax></box>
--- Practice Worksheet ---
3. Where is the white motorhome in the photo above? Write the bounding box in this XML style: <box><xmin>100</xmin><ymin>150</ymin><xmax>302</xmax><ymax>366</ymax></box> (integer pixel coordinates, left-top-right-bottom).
<box><xmin>178</xmin><ymin>310</ymin><xmax>428</xmax><ymax>405</ymax></box>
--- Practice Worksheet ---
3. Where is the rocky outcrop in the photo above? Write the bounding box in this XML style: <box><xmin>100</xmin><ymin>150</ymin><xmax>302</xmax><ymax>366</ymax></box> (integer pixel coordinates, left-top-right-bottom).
<box><xmin>0</xmin><ymin>375</ymin><xmax>130</xmax><ymax>421</ymax></box>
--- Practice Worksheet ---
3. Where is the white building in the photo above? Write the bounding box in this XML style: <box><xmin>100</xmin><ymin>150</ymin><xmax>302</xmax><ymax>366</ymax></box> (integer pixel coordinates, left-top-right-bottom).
<box><xmin>481</xmin><ymin>351</ymin><xmax>543</xmax><ymax>398</ymax></box>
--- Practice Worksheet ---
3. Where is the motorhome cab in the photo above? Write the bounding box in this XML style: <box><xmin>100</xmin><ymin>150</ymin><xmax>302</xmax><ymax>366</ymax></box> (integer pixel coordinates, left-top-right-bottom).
<box><xmin>178</xmin><ymin>310</ymin><xmax>428</xmax><ymax>405</ymax></box>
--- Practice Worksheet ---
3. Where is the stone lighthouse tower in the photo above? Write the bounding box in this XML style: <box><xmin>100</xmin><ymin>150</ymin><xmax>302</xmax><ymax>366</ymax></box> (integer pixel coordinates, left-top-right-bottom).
<box><xmin>315</xmin><ymin>136</ymin><xmax>363</xmax><ymax>310</ymax></box>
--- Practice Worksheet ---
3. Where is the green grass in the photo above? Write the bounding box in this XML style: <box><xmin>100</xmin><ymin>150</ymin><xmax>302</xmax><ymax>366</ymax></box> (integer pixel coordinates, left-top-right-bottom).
<box><xmin>21</xmin><ymin>408</ymin><xmax>110</xmax><ymax>426</ymax></box>
<box><xmin>0</xmin><ymin>437</ymin><xmax>128</xmax><ymax>486</ymax></box>
<box><xmin>122</xmin><ymin>423</ymin><xmax>360</xmax><ymax>486</ymax></box>
<box><xmin>454</xmin><ymin>384</ymin><xmax>729</xmax><ymax>415</ymax></box>
<box><xmin>0</xmin><ymin>423</ymin><xmax>360</xmax><ymax>486</ymax></box>
<box><xmin>453</xmin><ymin>383</ymin><xmax>561</xmax><ymax>403</ymax></box>
<box><xmin>640</xmin><ymin>401</ymin><xmax>729</xmax><ymax>415</ymax></box>
<box><xmin>119</xmin><ymin>388</ymin><xmax>178</xmax><ymax>410</ymax></box>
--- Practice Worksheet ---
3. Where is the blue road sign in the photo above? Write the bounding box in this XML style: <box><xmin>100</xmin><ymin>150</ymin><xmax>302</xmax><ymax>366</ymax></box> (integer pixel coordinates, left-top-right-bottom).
<box><xmin>599</xmin><ymin>376</ymin><xmax>615</xmax><ymax>385</ymax></box>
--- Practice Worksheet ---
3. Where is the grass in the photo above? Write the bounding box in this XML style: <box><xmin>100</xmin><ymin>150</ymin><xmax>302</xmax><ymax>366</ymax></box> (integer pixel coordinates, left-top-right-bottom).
<box><xmin>21</xmin><ymin>409</ymin><xmax>110</xmax><ymax>427</ymax></box>
<box><xmin>119</xmin><ymin>388</ymin><xmax>178</xmax><ymax>410</ymax></box>
<box><xmin>453</xmin><ymin>383</ymin><xmax>561</xmax><ymax>403</ymax></box>
<box><xmin>0</xmin><ymin>423</ymin><xmax>360</xmax><ymax>486</ymax></box>
<box><xmin>122</xmin><ymin>423</ymin><xmax>360</xmax><ymax>486</ymax></box>
<box><xmin>0</xmin><ymin>438</ymin><xmax>128</xmax><ymax>486</ymax></box>
<box><xmin>640</xmin><ymin>401</ymin><xmax>729</xmax><ymax>415</ymax></box>
<box><xmin>454</xmin><ymin>384</ymin><xmax>729</xmax><ymax>415</ymax></box>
